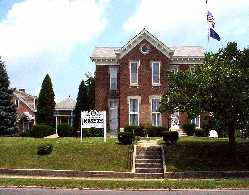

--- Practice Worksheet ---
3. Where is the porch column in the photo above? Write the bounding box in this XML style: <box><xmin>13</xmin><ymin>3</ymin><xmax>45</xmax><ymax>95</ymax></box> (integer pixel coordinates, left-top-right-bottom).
<box><xmin>71</xmin><ymin>111</ymin><xmax>73</xmax><ymax>127</ymax></box>
<box><xmin>55</xmin><ymin>116</ymin><xmax>58</xmax><ymax>135</ymax></box>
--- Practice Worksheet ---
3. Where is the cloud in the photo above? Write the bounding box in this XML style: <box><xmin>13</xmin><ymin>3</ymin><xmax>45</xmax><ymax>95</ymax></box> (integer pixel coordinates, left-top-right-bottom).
<box><xmin>123</xmin><ymin>0</ymin><xmax>249</xmax><ymax>46</ymax></box>
<box><xmin>0</xmin><ymin>0</ymin><xmax>110</xmax><ymax>99</ymax></box>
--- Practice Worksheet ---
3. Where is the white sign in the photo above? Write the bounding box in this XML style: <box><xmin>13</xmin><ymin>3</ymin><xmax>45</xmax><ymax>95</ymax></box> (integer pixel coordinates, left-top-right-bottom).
<box><xmin>80</xmin><ymin>110</ymin><xmax>106</xmax><ymax>142</ymax></box>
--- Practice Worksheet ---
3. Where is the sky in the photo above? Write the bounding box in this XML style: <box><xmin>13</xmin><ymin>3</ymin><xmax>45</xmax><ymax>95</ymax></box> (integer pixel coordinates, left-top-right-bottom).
<box><xmin>0</xmin><ymin>0</ymin><xmax>248</xmax><ymax>101</ymax></box>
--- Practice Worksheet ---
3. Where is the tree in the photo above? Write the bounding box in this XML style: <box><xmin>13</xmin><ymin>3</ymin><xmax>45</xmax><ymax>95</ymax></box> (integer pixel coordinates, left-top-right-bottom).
<box><xmin>160</xmin><ymin>42</ymin><xmax>249</xmax><ymax>147</ymax></box>
<box><xmin>85</xmin><ymin>73</ymin><xmax>95</xmax><ymax>110</ymax></box>
<box><xmin>73</xmin><ymin>80</ymin><xmax>88</xmax><ymax>129</ymax></box>
<box><xmin>0</xmin><ymin>57</ymin><xmax>16</xmax><ymax>135</ymax></box>
<box><xmin>36</xmin><ymin>74</ymin><xmax>55</xmax><ymax>126</ymax></box>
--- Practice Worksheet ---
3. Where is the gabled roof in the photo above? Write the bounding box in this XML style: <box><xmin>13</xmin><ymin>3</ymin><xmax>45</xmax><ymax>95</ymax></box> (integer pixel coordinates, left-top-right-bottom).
<box><xmin>55</xmin><ymin>96</ymin><xmax>76</xmax><ymax>110</ymax></box>
<box><xmin>13</xmin><ymin>90</ymin><xmax>36</xmax><ymax>112</ymax></box>
<box><xmin>90</xmin><ymin>28</ymin><xmax>205</xmax><ymax>64</ymax></box>
<box><xmin>115</xmin><ymin>28</ymin><xmax>174</xmax><ymax>59</ymax></box>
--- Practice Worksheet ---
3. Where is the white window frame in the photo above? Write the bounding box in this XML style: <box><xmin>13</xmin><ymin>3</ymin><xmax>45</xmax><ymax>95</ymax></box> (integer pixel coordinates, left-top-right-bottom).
<box><xmin>151</xmin><ymin>61</ymin><xmax>161</xmax><ymax>86</ymax></box>
<box><xmin>150</xmin><ymin>97</ymin><xmax>162</xmax><ymax>127</ymax></box>
<box><xmin>128</xmin><ymin>96</ymin><xmax>140</xmax><ymax>126</ymax></box>
<box><xmin>170</xmin><ymin>65</ymin><xmax>179</xmax><ymax>74</ymax></box>
<box><xmin>129</xmin><ymin>61</ymin><xmax>139</xmax><ymax>86</ymax></box>
<box><xmin>109</xmin><ymin>66</ymin><xmax>118</xmax><ymax>90</ymax></box>
<box><xmin>191</xmin><ymin>115</ymin><xmax>201</xmax><ymax>128</ymax></box>
<box><xmin>15</xmin><ymin>99</ymin><xmax>19</xmax><ymax>108</ymax></box>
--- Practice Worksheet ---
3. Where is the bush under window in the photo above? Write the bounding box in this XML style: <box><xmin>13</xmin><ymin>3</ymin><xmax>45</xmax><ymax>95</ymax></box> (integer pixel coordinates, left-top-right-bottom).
<box><xmin>182</xmin><ymin>123</ymin><xmax>196</xmax><ymax>136</ymax></box>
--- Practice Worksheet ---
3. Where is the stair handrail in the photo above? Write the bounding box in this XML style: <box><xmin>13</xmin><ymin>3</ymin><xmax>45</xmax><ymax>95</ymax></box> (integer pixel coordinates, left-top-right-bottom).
<box><xmin>160</xmin><ymin>145</ymin><xmax>166</xmax><ymax>178</ymax></box>
<box><xmin>132</xmin><ymin>145</ymin><xmax>137</xmax><ymax>173</ymax></box>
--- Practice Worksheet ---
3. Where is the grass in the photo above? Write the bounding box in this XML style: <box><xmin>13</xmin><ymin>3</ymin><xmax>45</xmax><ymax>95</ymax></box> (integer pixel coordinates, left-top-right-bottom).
<box><xmin>0</xmin><ymin>178</ymin><xmax>249</xmax><ymax>189</ymax></box>
<box><xmin>0</xmin><ymin>137</ymin><xmax>130</xmax><ymax>171</ymax></box>
<box><xmin>164</xmin><ymin>136</ymin><xmax>249</xmax><ymax>172</ymax></box>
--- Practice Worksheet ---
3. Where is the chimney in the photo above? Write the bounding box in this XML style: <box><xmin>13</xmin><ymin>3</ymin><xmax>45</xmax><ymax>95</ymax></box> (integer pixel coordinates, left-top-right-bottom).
<box><xmin>19</xmin><ymin>89</ymin><xmax>25</xmax><ymax>93</ymax></box>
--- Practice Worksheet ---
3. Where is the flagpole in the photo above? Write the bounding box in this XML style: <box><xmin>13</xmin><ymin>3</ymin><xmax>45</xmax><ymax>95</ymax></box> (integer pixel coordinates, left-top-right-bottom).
<box><xmin>206</xmin><ymin>0</ymin><xmax>210</xmax><ymax>52</ymax></box>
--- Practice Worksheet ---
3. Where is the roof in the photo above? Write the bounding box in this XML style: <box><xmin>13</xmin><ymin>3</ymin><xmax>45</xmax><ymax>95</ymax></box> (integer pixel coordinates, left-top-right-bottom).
<box><xmin>91</xmin><ymin>29</ymin><xmax>204</xmax><ymax>61</ymax></box>
<box><xmin>172</xmin><ymin>46</ymin><xmax>205</xmax><ymax>58</ymax></box>
<box><xmin>13</xmin><ymin>90</ymin><xmax>36</xmax><ymax>112</ymax></box>
<box><xmin>55</xmin><ymin>97</ymin><xmax>76</xmax><ymax>110</ymax></box>
<box><xmin>91</xmin><ymin>47</ymin><xmax>119</xmax><ymax>59</ymax></box>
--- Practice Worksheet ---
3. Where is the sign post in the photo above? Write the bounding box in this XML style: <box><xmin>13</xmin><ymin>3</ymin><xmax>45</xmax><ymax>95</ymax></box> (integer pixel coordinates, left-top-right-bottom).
<box><xmin>81</xmin><ymin>110</ymin><xmax>107</xmax><ymax>142</ymax></box>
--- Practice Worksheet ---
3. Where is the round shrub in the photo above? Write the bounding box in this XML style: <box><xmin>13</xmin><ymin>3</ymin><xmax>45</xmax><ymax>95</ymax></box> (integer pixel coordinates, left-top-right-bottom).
<box><xmin>37</xmin><ymin>143</ymin><xmax>53</xmax><ymax>155</ymax></box>
<box><xmin>57</xmin><ymin>123</ymin><xmax>73</xmax><ymax>137</ymax></box>
<box><xmin>182</xmin><ymin>124</ymin><xmax>196</xmax><ymax>136</ymax></box>
<box><xmin>118</xmin><ymin>132</ymin><xmax>134</xmax><ymax>145</ymax></box>
<box><xmin>195</xmin><ymin>128</ymin><xmax>207</xmax><ymax>137</ymax></box>
<box><xmin>28</xmin><ymin>124</ymin><xmax>54</xmax><ymax>138</ymax></box>
<box><xmin>162</xmin><ymin>131</ymin><xmax>179</xmax><ymax>144</ymax></box>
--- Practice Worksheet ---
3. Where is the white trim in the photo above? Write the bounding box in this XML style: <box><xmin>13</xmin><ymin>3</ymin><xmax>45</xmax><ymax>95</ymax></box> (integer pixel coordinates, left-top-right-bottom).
<box><xmin>150</xmin><ymin>97</ymin><xmax>162</xmax><ymax>127</ymax></box>
<box><xmin>129</xmin><ymin>60</ymin><xmax>140</xmax><ymax>87</ymax></box>
<box><xmin>151</xmin><ymin>61</ymin><xmax>161</xmax><ymax>86</ymax></box>
<box><xmin>191</xmin><ymin>115</ymin><xmax>201</xmax><ymax>128</ymax></box>
<box><xmin>170</xmin><ymin>65</ymin><xmax>179</xmax><ymax>74</ymax></box>
<box><xmin>128</xmin><ymin>96</ymin><xmax>141</xmax><ymax>126</ymax></box>
<box><xmin>109</xmin><ymin>66</ymin><xmax>118</xmax><ymax>90</ymax></box>
<box><xmin>171</xmin><ymin>57</ymin><xmax>204</xmax><ymax>65</ymax></box>
<box><xmin>116</xmin><ymin>29</ymin><xmax>174</xmax><ymax>59</ymax></box>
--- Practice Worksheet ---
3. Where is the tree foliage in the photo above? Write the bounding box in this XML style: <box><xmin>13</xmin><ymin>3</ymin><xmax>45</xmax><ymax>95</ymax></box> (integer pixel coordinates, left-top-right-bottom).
<box><xmin>73</xmin><ymin>73</ymin><xmax>95</xmax><ymax>129</ymax></box>
<box><xmin>0</xmin><ymin>57</ymin><xmax>16</xmax><ymax>134</ymax></box>
<box><xmin>160</xmin><ymin>42</ymin><xmax>249</xmax><ymax>145</ymax></box>
<box><xmin>36</xmin><ymin>74</ymin><xmax>55</xmax><ymax>126</ymax></box>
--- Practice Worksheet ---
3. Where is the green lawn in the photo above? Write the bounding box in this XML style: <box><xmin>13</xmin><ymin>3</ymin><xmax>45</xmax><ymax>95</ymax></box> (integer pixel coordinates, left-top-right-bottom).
<box><xmin>0</xmin><ymin>137</ymin><xmax>130</xmax><ymax>171</ymax></box>
<box><xmin>164</xmin><ymin>136</ymin><xmax>249</xmax><ymax>172</ymax></box>
<box><xmin>0</xmin><ymin>178</ymin><xmax>249</xmax><ymax>189</ymax></box>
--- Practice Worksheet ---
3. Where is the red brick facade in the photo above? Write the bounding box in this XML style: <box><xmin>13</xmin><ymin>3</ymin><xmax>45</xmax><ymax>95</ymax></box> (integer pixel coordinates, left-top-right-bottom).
<box><xmin>92</xmin><ymin>29</ymin><xmax>204</xmax><ymax>132</ymax></box>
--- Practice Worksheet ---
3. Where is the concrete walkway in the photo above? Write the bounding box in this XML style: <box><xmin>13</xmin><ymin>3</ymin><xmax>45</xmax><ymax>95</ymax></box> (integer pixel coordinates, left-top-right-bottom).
<box><xmin>137</xmin><ymin>139</ymin><xmax>161</xmax><ymax>147</ymax></box>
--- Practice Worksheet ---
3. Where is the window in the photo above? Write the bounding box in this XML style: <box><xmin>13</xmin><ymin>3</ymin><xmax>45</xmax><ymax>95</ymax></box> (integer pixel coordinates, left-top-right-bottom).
<box><xmin>109</xmin><ymin>67</ymin><xmax>118</xmax><ymax>90</ymax></box>
<box><xmin>15</xmin><ymin>99</ymin><xmax>19</xmax><ymax>108</ymax></box>
<box><xmin>129</xmin><ymin>98</ymin><xmax>139</xmax><ymax>126</ymax></box>
<box><xmin>151</xmin><ymin>98</ymin><xmax>161</xmax><ymax>126</ymax></box>
<box><xmin>191</xmin><ymin>115</ymin><xmax>200</xmax><ymax>128</ymax></box>
<box><xmin>130</xmin><ymin>61</ymin><xmax>139</xmax><ymax>86</ymax></box>
<box><xmin>152</xmin><ymin>61</ymin><xmax>160</xmax><ymax>85</ymax></box>
<box><xmin>170</xmin><ymin>65</ymin><xmax>178</xmax><ymax>74</ymax></box>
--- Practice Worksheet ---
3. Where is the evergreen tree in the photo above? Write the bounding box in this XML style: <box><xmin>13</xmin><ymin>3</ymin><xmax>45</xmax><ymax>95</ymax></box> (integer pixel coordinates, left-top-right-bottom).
<box><xmin>73</xmin><ymin>80</ymin><xmax>88</xmax><ymax>129</ymax></box>
<box><xmin>0</xmin><ymin>57</ymin><xmax>16</xmax><ymax>135</ymax></box>
<box><xmin>85</xmin><ymin>73</ymin><xmax>95</xmax><ymax>110</ymax></box>
<box><xmin>36</xmin><ymin>74</ymin><xmax>55</xmax><ymax>126</ymax></box>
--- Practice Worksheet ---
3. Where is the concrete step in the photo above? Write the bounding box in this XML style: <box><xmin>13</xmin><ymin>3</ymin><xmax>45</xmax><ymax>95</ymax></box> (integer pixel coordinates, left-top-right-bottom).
<box><xmin>135</xmin><ymin>173</ymin><xmax>164</xmax><ymax>179</ymax></box>
<box><xmin>136</xmin><ymin>151</ymin><xmax>161</xmax><ymax>156</ymax></box>
<box><xmin>136</xmin><ymin>147</ymin><xmax>161</xmax><ymax>152</ymax></box>
<box><xmin>135</xmin><ymin>167</ymin><xmax>163</xmax><ymax>173</ymax></box>
<box><xmin>135</xmin><ymin>162</ymin><xmax>162</xmax><ymax>168</ymax></box>
<box><xmin>136</xmin><ymin>159</ymin><xmax>162</xmax><ymax>163</ymax></box>
<box><xmin>136</xmin><ymin>154</ymin><xmax>161</xmax><ymax>159</ymax></box>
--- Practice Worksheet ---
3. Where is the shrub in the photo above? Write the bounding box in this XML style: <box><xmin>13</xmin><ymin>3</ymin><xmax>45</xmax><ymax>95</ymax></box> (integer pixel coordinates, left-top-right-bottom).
<box><xmin>118</xmin><ymin>132</ymin><xmax>134</xmax><ymax>145</ymax></box>
<box><xmin>57</xmin><ymin>123</ymin><xmax>73</xmax><ymax>137</ymax></box>
<box><xmin>124</xmin><ymin>125</ymin><xmax>145</xmax><ymax>136</ymax></box>
<box><xmin>182</xmin><ymin>124</ymin><xmax>196</xmax><ymax>136</ymax></box>
<box><xmin>27</xmin><ymin>124</ymin><xmax>54</xmax><ymax>138</ymax></box>
<box><xmin>146</xmin><ymin>126</ymin><xmax>168</xmax><ymax>137</ymax></box>
<box><xmin>195</xmin><ymin>128</ymin><xmax>207</xmax><ymax>137</ymax></box>
<box><xmin>162</xmin><ymin>131</ymin><xmax>179</xmax><ymax>144</ymax></box>
<box><xmin>82</xmin><ymin>127</ymin><xmax>103</xmax><ymax>137</ymax></box>
<box><xmin>37</xmin><ymin>143</ymin><xmax>53</xmax><ymax>155</ymax></box>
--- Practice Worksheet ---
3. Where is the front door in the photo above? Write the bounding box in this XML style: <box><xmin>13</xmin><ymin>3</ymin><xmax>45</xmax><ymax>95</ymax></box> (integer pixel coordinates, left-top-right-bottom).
<box><xmin>108</xmin><ymin>99</ymin><xmax>118</xmax><ymax>133</ymax></box>
<box><xmin>171</xmin><ymin>112</ymin><xmax>180</xmax><ymax>130</ymax></box>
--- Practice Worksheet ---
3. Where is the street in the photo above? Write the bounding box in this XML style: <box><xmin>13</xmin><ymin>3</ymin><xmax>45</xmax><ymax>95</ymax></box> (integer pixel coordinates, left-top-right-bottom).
<box><xmin>0</xmin><ymin>188</ymin><xmax>249</xmax><ymax>195</ymax></box>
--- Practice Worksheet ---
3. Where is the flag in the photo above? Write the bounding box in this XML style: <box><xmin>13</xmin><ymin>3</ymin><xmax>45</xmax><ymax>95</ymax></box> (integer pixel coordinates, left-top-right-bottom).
<box><xmin>210</xmin><ymin>28</ymin><xmax>221</xmax><ymax>41</ymax></box>
<box><xmin>207</xmin><ymin>10</ymin><xmax>215</xmax><ymax>28</ymax></box>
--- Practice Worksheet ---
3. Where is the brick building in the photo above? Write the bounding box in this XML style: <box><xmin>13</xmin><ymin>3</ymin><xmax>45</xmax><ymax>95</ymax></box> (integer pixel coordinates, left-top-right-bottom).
<box><xmin>12</xmin><ymin>89</ymin><xmax>37</xmax><ymax>132</ymax></box>
<box><xmin>91</xmin><ymin>29</ymin><xmax>205</xmax><ymax>134</ymax></box>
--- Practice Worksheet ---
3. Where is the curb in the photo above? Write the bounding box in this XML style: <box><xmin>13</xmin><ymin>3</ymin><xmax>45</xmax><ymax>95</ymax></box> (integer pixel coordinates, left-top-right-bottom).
<box><xmin>1</xmin><ymin>168</ymin><xmax>249</xmax><ymax>179</ymax></box>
